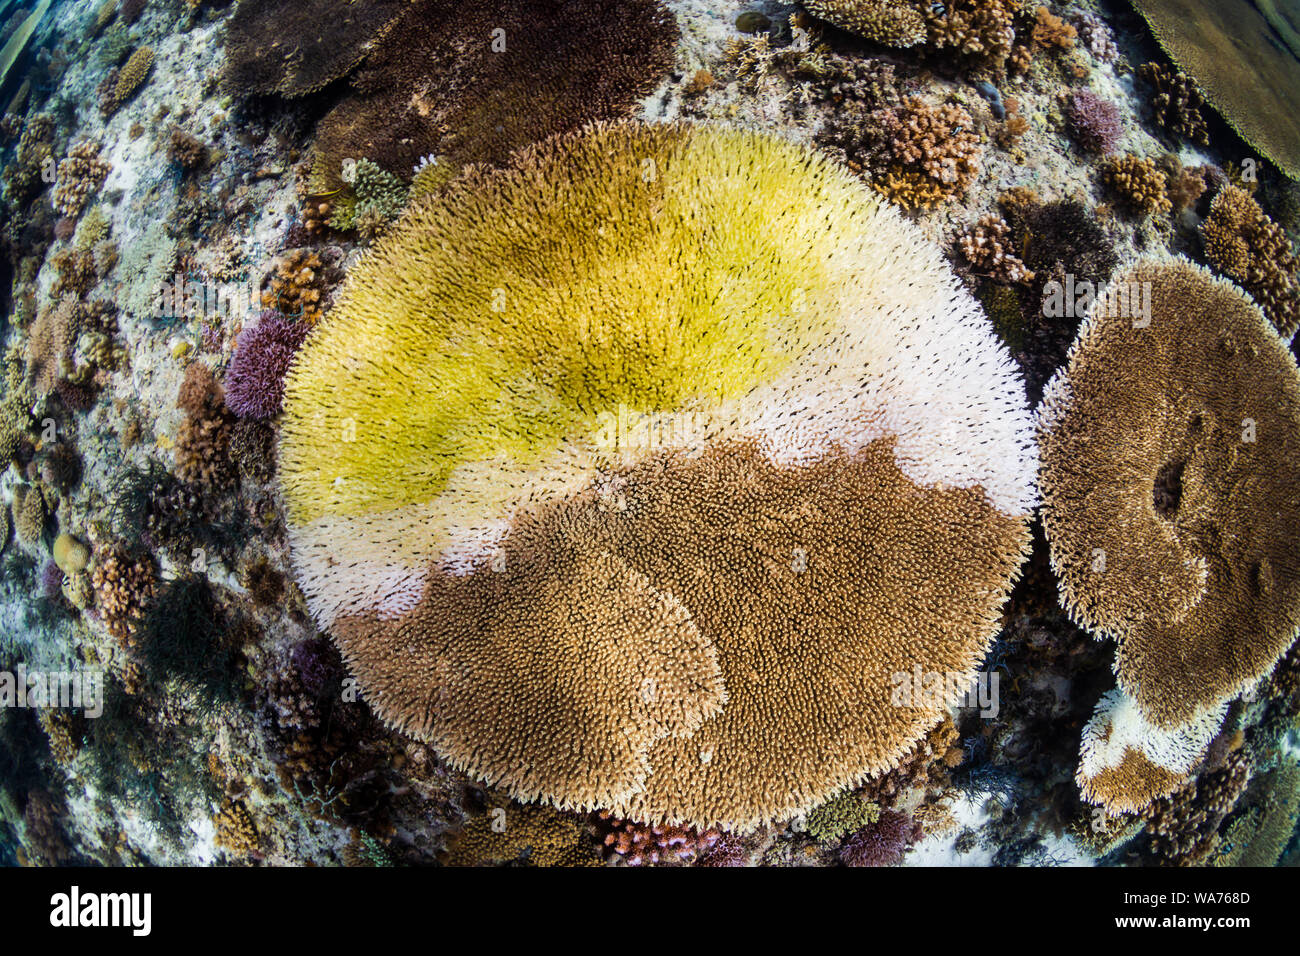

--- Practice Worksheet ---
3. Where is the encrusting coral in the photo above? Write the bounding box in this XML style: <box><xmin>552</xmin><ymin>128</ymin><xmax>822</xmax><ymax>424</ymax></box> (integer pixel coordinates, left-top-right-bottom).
<box><xmin>1201</xmin><ymin>185</ymin><xmax>1300</xmax><ymax>340</ymax></box>
<box><xmin>279</xmin><ymin>121</ymin><xmax>1037</xmax><ymax>831</ymax></box>
<box><xmin>1038</xmin><ymin>258</ymin><xmax>1300</xmax><ymax>731</ymax></box>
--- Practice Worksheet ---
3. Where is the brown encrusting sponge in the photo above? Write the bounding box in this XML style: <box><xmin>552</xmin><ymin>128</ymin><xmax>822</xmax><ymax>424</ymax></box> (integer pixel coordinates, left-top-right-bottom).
<box><xmin>1038</xmin><ymin>258</ymin><xmax>1300</xmax><ymax>730</ymax></box>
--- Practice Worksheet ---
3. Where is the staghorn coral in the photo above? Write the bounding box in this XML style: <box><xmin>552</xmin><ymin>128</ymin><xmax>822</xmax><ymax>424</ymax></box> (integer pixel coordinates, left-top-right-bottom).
<box><xmin>1065</xmin><ymin>89</ymin><xmax>1122</xmax><ymax>155</ymax></box>
<box><xmin>278</xmin><ymin>122</ymin><xmax>1037</xmax><ymax>830</ymax></box>
<box><xmin>955</xmin><ymin>214</ymin><xmax>1034</xmax><ymax>284</ymax></box>
<box><xmin>804</xmin><ymin>0</ymin><xmax>926</xmax><ymax>46</ymax></box>
<box><xmin>223</xmin><ymin>312</ymin><xmax>310</xmax><ymax>420</ymax></box>
<box><xmin>307</xmin><ymin>0</ymin><xmax>678</xmax><ymax>195</ymax></box>
<box><xmin>1201</xmin><ymin>185</ymin><xmax>1300</xmax><ymax>340</ymax></box>
<box><xmin>1038</xmin><ymin>258</ymin><xmax>1300</xmax><ymax>730</ymax></box>
<box><xmin>870</xmin><ymin>97</ymin><xmax>982</xmax><ymax>209</ymax></box>
<box><xmin>1102</xmin><ymin>154</ymin><xmax>1171</xmax><ymax>217</ymax></box>
<box><xmin>99</xmin><ymin>45</ymin><xmax>153</xmax><ymax>116</ymax></box>
<box><xmin>52</xmin><ymin>140</ymin><xmax>110</xmax><ymax>219</ymax></box>
<box><xmin>221</xmin><ymin>0</ymin><xmax>406</xmax><ymax>97</ymax></box>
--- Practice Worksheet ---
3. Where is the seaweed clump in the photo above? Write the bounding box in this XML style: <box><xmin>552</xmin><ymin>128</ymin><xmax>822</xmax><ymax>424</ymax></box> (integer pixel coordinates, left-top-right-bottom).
<box><xmin>137</xmin><ymin>574</ymin><xmax>240</xmax><ymax>707</ymax></box>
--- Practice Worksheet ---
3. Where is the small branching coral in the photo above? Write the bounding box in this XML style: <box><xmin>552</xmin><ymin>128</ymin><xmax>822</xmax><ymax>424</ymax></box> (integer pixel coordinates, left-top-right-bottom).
<box><xmin>99</xmin><ymin>45</ymin><xmax>152</xmax><ymax>116</ymax></box>
<box><xmin>869</xmin><ymin>97</ymin><xmax>982</xmax><ymax>209</ymax></box>
<box><xmin>1065</xmin><ymin>89</ymin><xmax>1122</xmax><ymax>155</ymax></box>
<box><xmin>1138</xmin><ymin>61</ymin><xmax>1210</xmax><ymax>147</ymax></box>
<box><xmin>955</xmin><ymin>214</ymin><xmax>1034</xmax><ymax>284</ymax></box>
<box><xmin>90</xmin><ymin>544</ymin><xmax>157</xmax><ymax>649</ymax></box>
<box><xmin>840</xmin><ymin>810</ymin><xmax>922</xmax><ymax>866</ymax></box>
<box><xmin>279</xmin><ymin>121</ymin><xmax>1037</xmax><ymax>830</ymax></box>
<box><xmin>1201</xmin><ymin>185</ymin><xmax>1300</xmax><ymax>340</ymax></box>
<box><xmin>803</xmin><ymin>0</ymin><xmax>926</xmax><ymax>47</ymax></box>
<box><xmin>1038</xmin><ymin>258</ymin><xmax>1300</xmax><ymax>730</ymax></box>
<box><xmin>52</xmin><ymin>141</ymin><xmax>110</xmax><ymax>219</ymax></box>
<box><xmin>1102</xmin><ymin>154</ymin><xmax>1171</xmax><ymax>218</ymax></box>
<box><xmin>174</xmin><ymin>363</ymin><xmax>237</xmax><ymax>491</ymax></box>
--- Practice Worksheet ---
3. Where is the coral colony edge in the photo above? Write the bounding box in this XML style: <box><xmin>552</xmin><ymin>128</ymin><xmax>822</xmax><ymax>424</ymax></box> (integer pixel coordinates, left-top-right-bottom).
<box><xmin>0</xmin><ymin>0</ymin><xmax>1297</xmax><ymax>875</ymax></box>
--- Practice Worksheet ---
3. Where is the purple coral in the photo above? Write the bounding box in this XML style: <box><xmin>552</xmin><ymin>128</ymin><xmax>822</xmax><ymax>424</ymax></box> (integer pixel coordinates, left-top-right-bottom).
<box><xmin>291</xmin><ymin>637</ymin><xmax>342</xmax><ymax>697</ymax></box>
<box><xmin>223</xmin><ymin>311</ymin><xmax>310</xmax><ymax>419</ymax></box>
<box><xmin>1066</xmin><ymin>90</ymin><xmax>1122</xmax><ymax>155</ymax></box>
<box><xmin>841</xmin><ymin>811</ymin><xmax>923</xmax><ymax>867</ymax></box>
<box><xmin>40</xmin><ymin>561</ymin><xmax>65</xmax><ymax>603</ymax></box>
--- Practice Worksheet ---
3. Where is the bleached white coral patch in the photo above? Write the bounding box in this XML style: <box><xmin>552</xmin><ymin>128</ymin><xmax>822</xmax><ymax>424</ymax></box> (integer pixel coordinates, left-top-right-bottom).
<box><xmin>1078</xmin><ymin>687</ymin><xmax>1226</xmax><ymax>780</ymax></box>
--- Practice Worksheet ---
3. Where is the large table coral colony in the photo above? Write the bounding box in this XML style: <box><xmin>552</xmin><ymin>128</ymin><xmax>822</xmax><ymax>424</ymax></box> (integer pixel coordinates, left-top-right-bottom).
<box><xmin>0</xmin><ymin>0</ymin><xmax>1298</xmax><ymax>865</ymax></box>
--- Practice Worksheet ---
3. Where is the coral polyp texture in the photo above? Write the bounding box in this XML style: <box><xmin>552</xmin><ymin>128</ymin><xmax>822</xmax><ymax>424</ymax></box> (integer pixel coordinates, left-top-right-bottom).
<box><xmin>1038</xmin><ymin>258</ymin><xmax>1300</xmax><ymax>731</ymax></box>
<box><xmin>278</xmin><ymin>122</ymin><xmax>1037</xmax><ymax>830</ymax></box>
<box><xmin>804</xmin><ymin>0</ymin><xmax>927</xmax><ymax>47</ymax></box>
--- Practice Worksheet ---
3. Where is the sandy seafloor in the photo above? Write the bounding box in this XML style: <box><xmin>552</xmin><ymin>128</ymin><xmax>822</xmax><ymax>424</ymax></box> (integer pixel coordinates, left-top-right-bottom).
<box><xmin>0</xmin><ymin>0</ymin><xmax>1298</xmax><ymax>867</ymax></box>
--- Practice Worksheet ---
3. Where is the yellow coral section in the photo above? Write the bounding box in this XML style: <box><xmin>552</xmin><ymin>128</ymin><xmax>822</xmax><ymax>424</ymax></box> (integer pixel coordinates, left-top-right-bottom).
<box><xmin>281</xmin><ymin>124</ymin><xmax>865</xmax><ymax>526</ymax></box>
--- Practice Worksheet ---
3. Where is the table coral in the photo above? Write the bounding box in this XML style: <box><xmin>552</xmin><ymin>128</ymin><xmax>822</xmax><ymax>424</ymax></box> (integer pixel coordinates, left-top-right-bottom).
<box><xmin>279</xmin><ymin>121</ymin><xmax>1036</xmax><ymax>831</ymax></box>
<box><xmin>1038</xmin><ymin>258</ymin><xmax>1300</xmax><ymax>730</ymax></box>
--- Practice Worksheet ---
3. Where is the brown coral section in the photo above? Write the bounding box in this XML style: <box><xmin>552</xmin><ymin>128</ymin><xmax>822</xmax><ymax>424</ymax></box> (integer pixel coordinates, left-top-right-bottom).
<box><xmin>52</xmin><ymin>140</ymin><xmax>110</xmax><ymax>218</ymax></box>
<box><xmin>331</xmin><ymin>438</ymin><xmax>1028</xmax><ymax>830</ymax></box>
<box><xmin>1102</xmin><ymin>154</ymin><xmax>1171</xmax><ymax>217</ymax></box>
<box><xmin>1039</xmin><ymin>259</ymin><xmax>1300</xmax><ymax>729</ymax></box>
<box><xmin>221</xmin><ymin>0</ymin><xmax>407</xmax><ymax>97</ymax></box>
